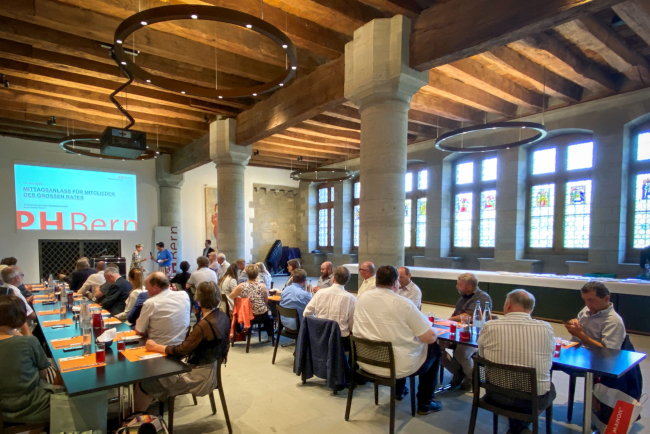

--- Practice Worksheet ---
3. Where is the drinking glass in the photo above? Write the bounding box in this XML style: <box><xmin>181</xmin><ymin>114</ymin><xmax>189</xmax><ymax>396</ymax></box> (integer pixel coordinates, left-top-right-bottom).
<box><xmin>459</xmin><ymin>316</ymin><xmax>471</xmax><ymax>341</ymax></box>
<box><xmin>59</xmin><ymin>305</ymin><xmax>67</xmax><ymax>320</ymax></box>
<box><xmin>427</xmin><ymin>312</ymin><xmax>435</xmax><ymax>323</ymax></box>
<box><xmin>554</xmin><ymin>337</ymin><xmax>562</xmax><ymax>357</ymax></box>
<box><xmin>117</xmin><ymin>335</ymin><xmax>126</xmax><ymax>353</ymax></box>
<box><xmin>92</xmin><ymin>312</ymin><xmax>102</xmax><ymax>328</ymax></box>
<box><xmin>95</xmin><ymin>342</ymin><xmax>105</xmax><ymax>363</ymax></box>
<box><xmin>82</xmin><ymin>328</ymin><xmax>92</xmax><ymax>356</ymax></box>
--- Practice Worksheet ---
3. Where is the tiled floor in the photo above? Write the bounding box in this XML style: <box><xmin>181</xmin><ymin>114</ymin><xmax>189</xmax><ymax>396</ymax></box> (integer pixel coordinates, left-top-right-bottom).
<box><xmin>164</xmin><ymin>290</ymin><xmax>650</xmax><ymax>434</ymax></box>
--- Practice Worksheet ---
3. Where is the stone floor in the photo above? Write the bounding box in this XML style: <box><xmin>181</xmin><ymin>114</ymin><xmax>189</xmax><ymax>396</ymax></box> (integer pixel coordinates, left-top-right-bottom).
<box><xmin>163</xmin><ymin>286</ymin><xmax>650</xmax><ymax>434</ymax></box>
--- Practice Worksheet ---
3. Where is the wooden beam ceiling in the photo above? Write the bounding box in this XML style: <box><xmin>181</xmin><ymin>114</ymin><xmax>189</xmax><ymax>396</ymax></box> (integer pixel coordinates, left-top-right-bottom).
<box><xmin>612</xmin><ymin>0</ymin><xmax>650</xmax><ymax>47</ymax></box>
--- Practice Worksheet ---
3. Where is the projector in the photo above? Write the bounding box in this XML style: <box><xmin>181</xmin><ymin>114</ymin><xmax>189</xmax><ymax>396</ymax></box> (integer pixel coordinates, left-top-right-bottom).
<box><xmin>100</xmin><ymin>127</ymin><xmax>147</xmax><ymax>159</ymax></box>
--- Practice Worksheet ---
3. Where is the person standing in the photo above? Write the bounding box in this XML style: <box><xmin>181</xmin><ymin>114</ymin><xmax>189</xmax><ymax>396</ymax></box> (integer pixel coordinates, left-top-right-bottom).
<box><xmin>151</xmin><ymin>242</ymin><xmax>172</xmax><ymax>276</ymax></box>
<box><xmin>215</xmin><ymin>253</ymin><xmax>230</xmax><ymax>281</ymax></box>
<box><xmin>202</xmin><ymin>240</ymin><xmax>215</xmax><ymax>258</ymax></box>
<box><xmin>131</xmin><ymin>244</ymin><xmax>147</xmax><ymax>271</ymax></box>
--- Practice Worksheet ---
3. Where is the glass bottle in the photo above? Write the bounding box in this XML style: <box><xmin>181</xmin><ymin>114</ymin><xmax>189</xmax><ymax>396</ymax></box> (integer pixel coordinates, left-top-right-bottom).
<box><xmin>483</xmin><ymin>301</ymin><xmax>491</xmax><ymax>323</ymax></box>
<box><xmin>473</xmin><ymin>302</ymin><xmax>484</xmax><ymax>329</ymax></box>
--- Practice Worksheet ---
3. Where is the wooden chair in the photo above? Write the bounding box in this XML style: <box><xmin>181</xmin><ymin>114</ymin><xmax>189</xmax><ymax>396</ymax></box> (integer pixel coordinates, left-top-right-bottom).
<box><xmin>467</xmin><ymin>356</ymin><xmax>553</xmax><ymax>434</ymax></box>
<box><xmin>345</xmin><ymin>337</ymin><xmax>417</xmax><ymax>434</ymax></box>
<box><xmin>162</xmin><ymin>359</ymin><xmax>233</xmax><ymax>434</ymax></box>
<box><xmin>0</xmin><ymin>412</ymin><xmax>47</xmax><ymax>434</ymax></box>
<box><xmin>220</xmin><ymin>294</ymin><xmax>231</xmax><ymax>319</ymax></box>
<box><xmin>272</xmin><ymin>305</ymin><xmax>300</xmax><ymax>364</ymax></box>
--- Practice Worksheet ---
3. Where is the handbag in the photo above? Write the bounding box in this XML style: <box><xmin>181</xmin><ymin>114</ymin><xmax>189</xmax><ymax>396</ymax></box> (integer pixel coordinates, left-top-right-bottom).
<box><xmin>592</xmin><ymin>383</ymin><xmax>645</xmax><ymax>434</ymax></box>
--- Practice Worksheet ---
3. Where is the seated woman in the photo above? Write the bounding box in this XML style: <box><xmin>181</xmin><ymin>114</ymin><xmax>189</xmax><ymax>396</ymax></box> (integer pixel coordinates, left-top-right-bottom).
<box><xmin>218</xmin><ymin>263</ymin><xmax>239</xmax><ymax>313</ymax></box>
<box><xmin>255</xmin><ymin>262</ymin><xmax>273</xmax><ymax>290</ymax></box>
<box><xmin>0</xmin><ymin>295</ymin><xmax>63</xmax><ymax>424</ymax></box>
<box><xmin>116</xmin><ymin>268</ymin><xmax>146</xmax><ymax>322</ymax></box>
<box><xmin>134</xmin><ymin>281</ymin><xmax>230</xmax><ymax>411</ymax></box>
<box><xmin>170</xmin><ymin>261</ymin><xmax>192</xmax><ymax>293</ymax></box>
<box><xmin>284</xmin><ymin>259</ymin><xmax>301</xmax><ymax>288</ymax></box>
<box><xmin>229</xmin><ymin>264</ymin><xmax>274</xmax><ymax>340</ymax></box>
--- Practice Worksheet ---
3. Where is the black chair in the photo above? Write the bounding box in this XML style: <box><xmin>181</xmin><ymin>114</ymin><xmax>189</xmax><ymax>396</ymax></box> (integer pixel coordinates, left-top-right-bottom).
<box><xmin>245</xmin><ymin>313</ymin><xmax>275</xmax><ymax>353</ymax></box>
<box><xmin>345</xmin><ymin>336</ymin><xmax>417</xmax><ymax>434</ymax></box>
<box><xmin>468</xmin><ymin>356</ymin><xmax>553</xmax><ymax>434</ymax></box>
<box><xmin>272</xmin><ymin>305</ymin><xmax>300</xmax><ymax>364</ymax></box>
<box><xmin>220</xmin><ymin>294</ymin><xmax>231</xmax><ymax>319</ymax></box>
<box><xmin>162</xmin><ymin>359</ymin><xmax>233</xmax><ymax>434</ymax></box>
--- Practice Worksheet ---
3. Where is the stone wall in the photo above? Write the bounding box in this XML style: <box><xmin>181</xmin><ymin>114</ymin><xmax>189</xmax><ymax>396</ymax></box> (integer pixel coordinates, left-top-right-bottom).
<box><xmin>250</xmin><ymin>184</ymin><xmax>299</xmax><ymax>263</ymax></box>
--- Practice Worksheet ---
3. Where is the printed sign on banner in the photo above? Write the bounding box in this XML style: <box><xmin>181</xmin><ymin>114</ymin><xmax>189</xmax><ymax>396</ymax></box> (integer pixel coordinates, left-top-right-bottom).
<box><xmin>153</xmin><ymin>226</ymin><xmax>180</xmax><ymax>274</ymax></box>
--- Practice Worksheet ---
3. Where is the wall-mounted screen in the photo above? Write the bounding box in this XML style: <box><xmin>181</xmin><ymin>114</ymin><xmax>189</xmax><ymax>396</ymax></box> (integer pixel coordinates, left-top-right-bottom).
<box><xmin>14</xmin><ymin>164</ymin><xmax>137</xmax><ymax>231</ymax></box>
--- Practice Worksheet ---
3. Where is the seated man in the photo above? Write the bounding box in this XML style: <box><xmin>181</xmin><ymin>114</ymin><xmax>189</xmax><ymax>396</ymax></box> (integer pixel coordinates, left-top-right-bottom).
<box><xmin>187</xmin><ymin>256</ymin><xmax>218</xmax><ymax>290</ymax></box>
<box><xmin>208</xmin><ymin>251</ymin><xmax>220</xmax><ymax>274</ymax></box>
<box><xmin>93</xmin><ymin>264</ymin><xmax>119</xmax><ymax>302</ymax></box>
<box><xmin>478</xmin><ymin>290</ymin><xmax>555</xmax><ymax>434</ymax></box>
<box><xmin>279</xmin><ymin>269</ymin><xmax>312</xmax><ymax>330</ymax></box>
<box><xmin>135</xmin><ymin>272</ymin><xmax>190</xmax><ymax>346</ymax></box>
<box><xmin>0</xmin><ymin>266</ymin><xmax>35</xmax><ymax>336</ymax></box>
<box><xmin>397</xmin><ymin>266</ymin><xmax>422</xmax><ymax>309</ymax></box>
<box><xmin>313</xmin><ymin>261</ymin><xmax>333</xmax><ymax>293</ymax></box>
<box><xmin>354</xmin><ymin>265</ymin><xmax>442</xmax><ymax>414</ymax></box>
<box><xmin>236</xmin><ymin>259</ymin><xmax>247</xmax><ymax>283</ymax></box>
<box><xmin>101</xmin><ymin>268</ymin><xmax>132</xmax><ymax>316</ymax></box>
<box><xmin>357</xmin><ymin>262</ymin><xmax>376</xmax><ymax>297</ymax></box>
<box><xmin>78</xmin><ymin>261</ymin><xmax>106</xmax><ymax>298</ymax></box>
<box><xmin>565</xmin><ymin>281</ymin><xmax>626</xmax><ymax>349</ymax></box>
<box><xmin>440</xmin><ymin>272</ymin><xmax>492</xmax><ymax>391</ymax></box>
<box><xmin>0</xmin><ymin>257</ymin><xmax>33</xmax><ymax>299</ymax></box>
<box><xmin>303</xmin><ymin>266</ymin><xmax>356</xmax><ymax>350</ymax></box>
<box><xmin>64</xmin><ymin>257</ymin><xmax>97</xmax><ymax>292</ymax></box>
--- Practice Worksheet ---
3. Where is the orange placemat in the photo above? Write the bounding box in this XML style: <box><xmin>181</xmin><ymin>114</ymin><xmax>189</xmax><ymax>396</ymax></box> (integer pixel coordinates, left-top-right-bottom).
<box><xmin>59</xmin><ymin>354</ymin><xmax>105</xmax><ymax>372</ymax></box>
<box><xmin>103</xmin><ymin>317</ymin><xmax>122</xmax><ymax>325</ymax></box>
<box><xmin>38</xmin><ymin>309</ymin><xmax>64</xmax><ymax>316</ymax></box>
<box><xmin>114</xmin><ymin>330</ymin><xmax>138</xmax><ymax>342</ymax></box>
<box><xmin>433</xmin><ymin>319</ymin><xmax>459</xmax><ymax>327</ymax></box>
<box><xmin>42</xmin><ymin>318</ymin><xmax>73</xmax><ymax>327</ymax></box>
<box><xmin>34</xmin><ymin>294</ymin><xmax>54</xmax><ymax>299</ymax></box>
<box><xmin>122</xmin><ymin>346</ymin><xmax>165</xmax><ymax>362</ymax></box>
<box><xmin>89</xmin><ymin>303</ymin><xmax>101</xmax><ymax>309</ymax></box>
<box><xmin>51</xmin><ymin>336</ymin><xmax>84</xmax><ymax>349</ymax></box>
<box><xmin>268</xmin><ymin>295</ymin><xmax>281</xmax><ymax>302</ymax></box>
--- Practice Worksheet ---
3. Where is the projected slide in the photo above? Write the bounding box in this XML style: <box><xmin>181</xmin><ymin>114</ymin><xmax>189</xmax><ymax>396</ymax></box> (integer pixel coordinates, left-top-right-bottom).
<box><xmin>14</xmin><ymin>164</ymin><xmax>137</xmax><ymax>231</ymax></box>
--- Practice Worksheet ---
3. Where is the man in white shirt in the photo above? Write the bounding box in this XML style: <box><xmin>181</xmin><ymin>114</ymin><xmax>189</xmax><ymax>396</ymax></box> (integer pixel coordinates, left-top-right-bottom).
<box><xmin>0</xmin><ymin>266</ymin><xmax>34</xmax><ymax>336</ymax></box>
<box><xmin>478</xmin><ymin>289</ymin><xmax>555</xmax><ymax>434</ymax></box>
<box><xmin>215</xmin><ymin>253</ymin><xmax>230</xmax><ymax>281</ymax></box>
<box><xmin>77</xmin><ymin>261</ymin><xmax>106</xmax><ymax>298</ymax></box>
<box><xmin>304</xmin><ymin>266</ymin><xmax>356</xmax><ymax>350</ymax></box>
<box><xmin>135</xmin><ymin>272</ymin><xmax>190</xmax><ymax>346</ymax></box>
<box><xmin>208</xmin><ymin>251</ymin><xmax>220</xmax><ymax>274</ymax></box>
<box><xmin>356</xmin><ymin>261</ymin><xmax>376</xmax><ymax>297</ymax></box>
<box><xmin>354</xmin><ymin>265</ymin><xmax>442</xmax><ymax>415</ymax></box>
<box><xmin>397</xmin><ymin>266</ymin><xmax>422</xmax><ymax>309</ymax></box>
<box><xmin>187</xmin><ymin>256</ymin><xmax>219</xmax><ymax>290</ymax></box>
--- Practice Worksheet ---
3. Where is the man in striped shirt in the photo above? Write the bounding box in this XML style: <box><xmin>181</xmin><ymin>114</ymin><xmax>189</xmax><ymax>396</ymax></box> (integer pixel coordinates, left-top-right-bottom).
<box><xmin>478</xmin><ymin>289</ymin><xmax>556</xmax><ymax>434</ymax></box>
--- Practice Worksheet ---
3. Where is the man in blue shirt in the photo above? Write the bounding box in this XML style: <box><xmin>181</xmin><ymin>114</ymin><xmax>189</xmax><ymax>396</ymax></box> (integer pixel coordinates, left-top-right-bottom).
<box><xmin>279</xmin><ymin>269</ymin><xmax>312</xmax><ymax>330</ymax></box>
<box><xmin>150</xmin><ymin>242</ymin><xmax>172</xmax><ymax>276</ymax></box>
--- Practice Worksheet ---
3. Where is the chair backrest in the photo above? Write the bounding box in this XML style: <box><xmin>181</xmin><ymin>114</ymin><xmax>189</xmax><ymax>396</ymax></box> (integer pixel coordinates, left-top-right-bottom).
<box><xmin>276</xmin><ymin>305</ymin><xmax>300</xmax><ymax>330</ymax></box>
<box><xmin>350</xmin><ymin>336</ymin><xmax>396</xmax><ymax>380</ymax></box>
<box><xmin>474</xmin><ymin>356</ymin><xmax>538</xmax><ymax>401</ymax></box>
<box><xmin>220</xmin><ymin>294</ymin><xmax>231</xmax><ymax>318</ymax></box>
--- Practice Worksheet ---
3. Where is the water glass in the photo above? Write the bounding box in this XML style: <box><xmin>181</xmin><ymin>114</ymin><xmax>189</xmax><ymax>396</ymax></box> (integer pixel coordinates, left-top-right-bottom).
<box><xmin>95</xmin><ymin>342</ymin><xmax>105</xmax><ymax>363</ymax></box>
<box><xmin>117</xmin><ymin>335</ymin><xmax>126</xmax><ymax>353</ymax></box>
<box><xmin>82</xmin><ymin>328</ymin><xmax>92</xmax><ymax>356</ymax></box>
<box><xmin>59</xmin><ymin>305</ymin><xmax>67</xmax><ymax>320</ymax></box>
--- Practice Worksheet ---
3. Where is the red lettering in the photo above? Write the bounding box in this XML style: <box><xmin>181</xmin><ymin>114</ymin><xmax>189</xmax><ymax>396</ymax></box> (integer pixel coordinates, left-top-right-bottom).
<box><xmin>71</xmin><ymin>213</ymin><xmax>88</xmax><ymax>230</ymax></box>
<box><xmin>171</xmin><ymin>226</ymin><xmax>178</xmax><ymax>234</ymax></box>
<box><xmin>91</xmin><ymin>219</ymin><xmax>106</xmax><ymax>230</ymax></box>
<box><xmin>40</xmin><ymin>212</ymin><xmax>63</xmax><ymax>230</ymax></box>
<box><xmin>110</xmin><ymin>219</ymin><xmax>119</xmax><ymax>230</ymax></box>
<box><xmin>16</xmin><ymin>211</ymin><xmax>35</xmax><ymax>229</ymax></box>
<box><xmin>124</xmin><ymin>220</ymin><xmax>137</xmax><ymax>231</ymax></box>
<box><xmin>171</xmin><ymin>235</ymin><xmax>178</xmax><ymax>241</ymax></box>
<box><xmin>170</xmin><ymin>242</ymin><xmax>177</xmax><ymax>250</ymax></box>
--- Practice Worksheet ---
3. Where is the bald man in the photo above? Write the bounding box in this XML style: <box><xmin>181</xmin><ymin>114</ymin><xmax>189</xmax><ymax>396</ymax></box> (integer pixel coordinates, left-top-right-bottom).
<box><xmin>313</xmin><ymin>261</ymin><xmax>333</xmax><ymax>293</ymax></box>
<box><xmin>357</xmin><ymin>261</ymin><xmax>376</xmax><ymax>297</ymax></box>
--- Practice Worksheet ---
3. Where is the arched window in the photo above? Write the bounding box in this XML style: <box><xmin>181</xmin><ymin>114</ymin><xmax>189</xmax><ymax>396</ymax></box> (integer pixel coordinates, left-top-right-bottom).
<box><xmin>452</xmin><ymin>154</ymin><xmax>498</xmax><ymax>250</ymax></box>
<box><xmin>352</xmin><ymin>180</ymin><xmax>360</xmax><ymax>248</ymax></box>
<box><xmin>526</xmin><ymin>135</ymin><xmax>593</xmax><ymax>251</ymax></box>
<box><xmin>405</xmin><ymin>164</ymin><xmax>428</xmax><ymax>248</ymax></box>
<box><xmin>317</xmin><ymin>183</ymin><xmax>334</xmax><ymax>248</ymax></box>
<box><xmin>628</xmin><ymin>126</ymin><xmax>650</xmax><ymax>254</ymax></box>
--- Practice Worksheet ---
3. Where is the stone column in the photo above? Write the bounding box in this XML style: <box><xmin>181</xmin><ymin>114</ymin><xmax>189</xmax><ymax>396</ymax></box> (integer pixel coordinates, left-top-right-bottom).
<box><xmin>210</xmin><ymin>118</ymin><xmax>251</xmax><ymax>262</ymax></box>
<box><xmin>345</xmin><ymin>15</ymin><xmax>427</xmax><ymax>274</ymax></box>
<box><xmin>156</xmin><ymin>153</ymin><xmax>184</xmax><ymax>228</ymax></box>
<box><xmin>296</xmin><ymin>181</ymin><xmax>324</xmax><ymax>276</ymax></box>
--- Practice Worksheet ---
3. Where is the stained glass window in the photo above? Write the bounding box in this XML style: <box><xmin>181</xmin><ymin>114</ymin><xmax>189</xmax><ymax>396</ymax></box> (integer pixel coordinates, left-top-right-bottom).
<box><xmin>456</xmin><ymin>162</ymin><xmax>474</xmax><ymax>185</ymax></box>
<box><xmin>418</xmin><ymin>170</ymin><xmax>428</xmax><ymax>190</ymax></box>
<box><xmin>318</xmin><ymin>209</ymin><xmax>328</xmax><ymax>247</ymax></box>
<box><xmin>564</xmin><ymin>180</ymin><xmax>592</xmax><ymax>248</ymax></box>
<box><xmin>454</xmin><ymin>193</ymin><xmax>473</xmax><ymax>247</ymax></box>
<box><xmin>633</xmin><ymin>173</ymin><xmax>650</xmax><ymax>248</ymax></box>
<box><xmin>353</xmin><ymin>205</ymin><xmax>360</xmax><ymax>247</ymax></box>
<box><xmin>532</xmin><ymin>148</ymin><xmax>556</xmax><ymax>175</ymax></box>
<box><xmin>354</xmin><ymin>182</ymin><xmax>360</xmax><ymax>199</ymax></box>
<box><xmin>318</xmin><ymin>188</ymin><xmax>328</xmax><ymax>204</ymax></box>
<box><xmin>638</xmin><ymin>133</ymin><xmax>650</xmax><ymax>161</ymax></box>
<box><xmin>416</xmin><ymin>198</ymin><xmax>427</xmax><ymax>247</ymax></box>
<box><xmin>405</xmin><ymin>173</ymin><xmax>413</xmax><ymax>192</ymax></box>
<box><xmin>404</xmin><ymin>199</ymin><xmax>412</xmax><ymax>247</ymax></box>
<box><xmin>567</xmin><ymin>142</ymin><xmax>594</xmax><ymax>171</ymax></box>
<box><xmin>330</xmin><ymin>208</ymin><xmax>335</xmax><ymax>247</ymax></box>
<box><xmin>479</xmin><ymin>190</ymin><xmax>496</xmax><ymax>247</ymax></box>
<box><xmin>530</xmin><ymin>184</ymin><xmax>555</xmax><ymax>248</ymax></box>
<box><xmin>482</xmin><ymin>158</ymin><xmax>497</xmax><ymax>181</ymax></box>
<box><xmin>330</xmin><ymin>187</ymin><xmax>335</xmax><ymax>202</ymax></box>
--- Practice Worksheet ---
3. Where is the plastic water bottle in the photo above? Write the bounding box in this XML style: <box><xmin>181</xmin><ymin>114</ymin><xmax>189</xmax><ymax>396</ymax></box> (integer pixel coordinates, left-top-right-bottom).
<box><xmin>473</xmin><ymin>302</ymin><xmax>484</xmax><ymax>329</ymax></box>
<box><xmin>483</xmin><ymin>301</ymin><xmax>491</xmax><ymax>323</ymax></box>
<box><xmin>80</xmin><ymin>299</ymin><xmax>92</xmax><ymax>330</ymax></box>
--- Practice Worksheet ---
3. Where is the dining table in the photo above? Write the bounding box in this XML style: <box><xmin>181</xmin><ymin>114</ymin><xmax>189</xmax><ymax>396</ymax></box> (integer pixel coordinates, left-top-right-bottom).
<box><xmin>431</xmin><ymin>320</ymin><xmax>646</xmax><ymax>434</ymax></box>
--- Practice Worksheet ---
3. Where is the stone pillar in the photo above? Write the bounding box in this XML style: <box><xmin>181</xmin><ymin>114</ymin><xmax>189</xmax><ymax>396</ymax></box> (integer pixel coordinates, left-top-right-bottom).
<box><xmin>345</xmin><ymin>15</ymin><xmax>427</xmax><ymax>275</ymax></box>
<box><xmin>210</xmin><ymin>119</ymin><xmax>251</xmax><ymax>262</ymax></box>
<box><xmin>296</xmin><ymin>181</ymin><xmax>324</xmax><ymax>276</ymax></box>
<box><xmin>156</xmin><ymin>153</ymin><xmax>184</xmax><ymax>228</ymax></box>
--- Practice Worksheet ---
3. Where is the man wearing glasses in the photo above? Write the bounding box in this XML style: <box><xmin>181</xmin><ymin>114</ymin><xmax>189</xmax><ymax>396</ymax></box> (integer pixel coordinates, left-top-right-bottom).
<box><xmin>0</xmin><ymin>266</ymin><xmax>34</xmax><ymax>335</ymax></box>
<box><xmin>357</xmin><ymin>262</ymin><xmax>376</xmax><ymax>297</ymax></box>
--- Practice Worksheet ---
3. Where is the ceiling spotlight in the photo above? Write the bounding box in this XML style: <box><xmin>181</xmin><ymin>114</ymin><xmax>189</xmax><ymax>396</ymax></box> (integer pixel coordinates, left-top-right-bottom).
<box><xmin>191</xmin><ymin>14</ymin><xmax>198</xmax><ymax>19</ymax></box>
<box><xmin>140</xmin><ymin>21</ymin><xmax>148</xmax><ymax>26</ymax></box>
<box><xmin>121</xmin><ymin>61</ymin><xmax>127</xmax><ymax>65</ymax></box>
<box><xmin>181</xmin><ymin>91</ymin><xmax>186</xmax><ymax>94</ymax></box>
<box><xmin>279</xmin><ymin>83</ymin><xmax>284</xmax><ymax>86</ymax></box>
<box><xmin>282</xmin><ymin>44</ymin><xmax>288</xmax><ymax>49</ymax></box>
<box><xmin>146</xmin><ymin>79</ymin><xmax>151</xmax><ymax>83</ymax></box>
<box><xmin>291</xmin><ymin>66</ymin><xmax>297</xmax><ymax>70</ymax></box>
<box><xmin>116</xmin><ymin>39</ymin><xmax>123</xmax><ymax>44</ymax></box>
<box><xmin>156</xmin><ymin>151</ymin><xmax>160</xmax><ymax>154</ymax></box>
<box><xmin>252</xmin><ymin>93</ymin><xmax>257</xmax><ymax>96</ymax></box>
<box><xmin>218</xmin><ymin>96</ymin><xmax>223</xmax><ymax>99</ymax></box>
<box><xmin>297</xmin><ymin>156</ymin><xmax>303</xmax><ymax>161</ymax></box>
<box><xmin>47</xmin><ymin>116</ymin><xmax>56</xmax><ymax>126</ymax></box>
<box><xmin>246</xmin><ymin>24</ymin><xmax>252</xmax><ymax>28</ymax></box>
<box><xmin>253</xmin><ymin>150</ymin><xmax>259</xmax><ymax>156</ymax></box>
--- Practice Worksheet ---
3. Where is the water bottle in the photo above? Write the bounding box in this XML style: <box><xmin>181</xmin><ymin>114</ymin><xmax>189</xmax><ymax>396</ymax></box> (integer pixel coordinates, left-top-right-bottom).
<box><xmin>80</xmin><ymin>299</ymin><xmax>92</xmax><ymax>330</ymax></box>
<box><xmin>48</xmin><ymin>274</ymin><xmax>54</xmax><ymax>296</ymax></box>
<box><xmin>483</xmin><ymin>301</ymin><xmax>491</xmax><ymax>323</ymax></box>
<box><xmin>473</xmin><ymin>302</ymin><xmax>484</xmax><ymax>329</ymax></box>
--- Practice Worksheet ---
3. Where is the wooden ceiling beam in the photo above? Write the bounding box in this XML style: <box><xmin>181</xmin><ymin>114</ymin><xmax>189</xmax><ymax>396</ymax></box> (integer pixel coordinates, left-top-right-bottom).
<box><xmin>476</xmin><ymin>47</ymin><xmax>583</xmax><ymax>101</ymax></box>
<box><xmin>425</xmin><ymin>71</ymin><xmax>518</xmax><ymax>117</ymax></box>
<box><xmin>407</xmin><ymin>109</ymin><xmax>460</xmax><ymax>131</ymax></box>
<box><xmin>287</xmin><ymin>124</ymin><xmax>361</xmax><ymax>142</ymax></box>
<box><xmin>410</xmin><ymin>0</ymin><xmax>627</xmax><ymax>71</ymax></box>
<box><xmin>436</xmin><ymin>59</ymin><xmax>545</xmax><ymax>109</ymax></box>
<box><xmin>411</xmin><ymin>91</ymin><xmax>485</xmax><ymax>123</ymax></box>
<box><xmin>255</xmin><ymin>141</ymin><xmax>357</xmax><ymax>158</ymax></box>
<box><xmin>304</xmin><ymin>115</ymin><xmax>360</xmax><ymax>132</ymax></box>
<box><xmin>273</xmin><ymin>131</ymin><xmax>359</xmax><ymax>150</ymax></box>
<box><xmin>554</xmin><ymin>16</ymin><xmax>650</xmax><ymax>83</ymax></box>
<box><xmin>250</xmin><ymin>154</ymin><xmax>312</xmax><ymax>167</ymax></box>
<box><xmin>613</xmin><ymin>0</ymin><xmax>650</xmax><ymax>47</ymax></box>
<box><xmin>509</xmin><ymin>33</ymin><xmax>619</xmax><ymax>93</ymax></box>
<box><xmin>355</xmin><ymin>0</ymin><xmax>422</xmax><ymax>18</ymax></box>
<box><xmin>253</xmin><ymin>148</ymin><xmax>332</xmax><ymax>163</ymax></box>
<box><xmin>260</xmin><ymin>137</ymin><xmax>358</xmax><ymax>156</ymax></box>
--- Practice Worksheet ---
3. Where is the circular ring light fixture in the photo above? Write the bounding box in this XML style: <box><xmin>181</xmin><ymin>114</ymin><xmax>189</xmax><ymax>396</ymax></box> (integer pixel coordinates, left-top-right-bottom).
<box><xmin>59</xmin><ymin>135</ymin><xmax>158</xmax><ymax>160</ymax></box>
<box><xmin>435</xmin><ymin>122</ymin><xmax>547</xmax><ymax>153</ymax></box>
<box><xmin>112</xmin><ymin>5</ymin><xmax>298</xmax><ymax>99</ymax></box>
<box><xmin>290</xmin><ymin>168</ymin><xmax>354</xmax><ymax>183</ymax></box>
